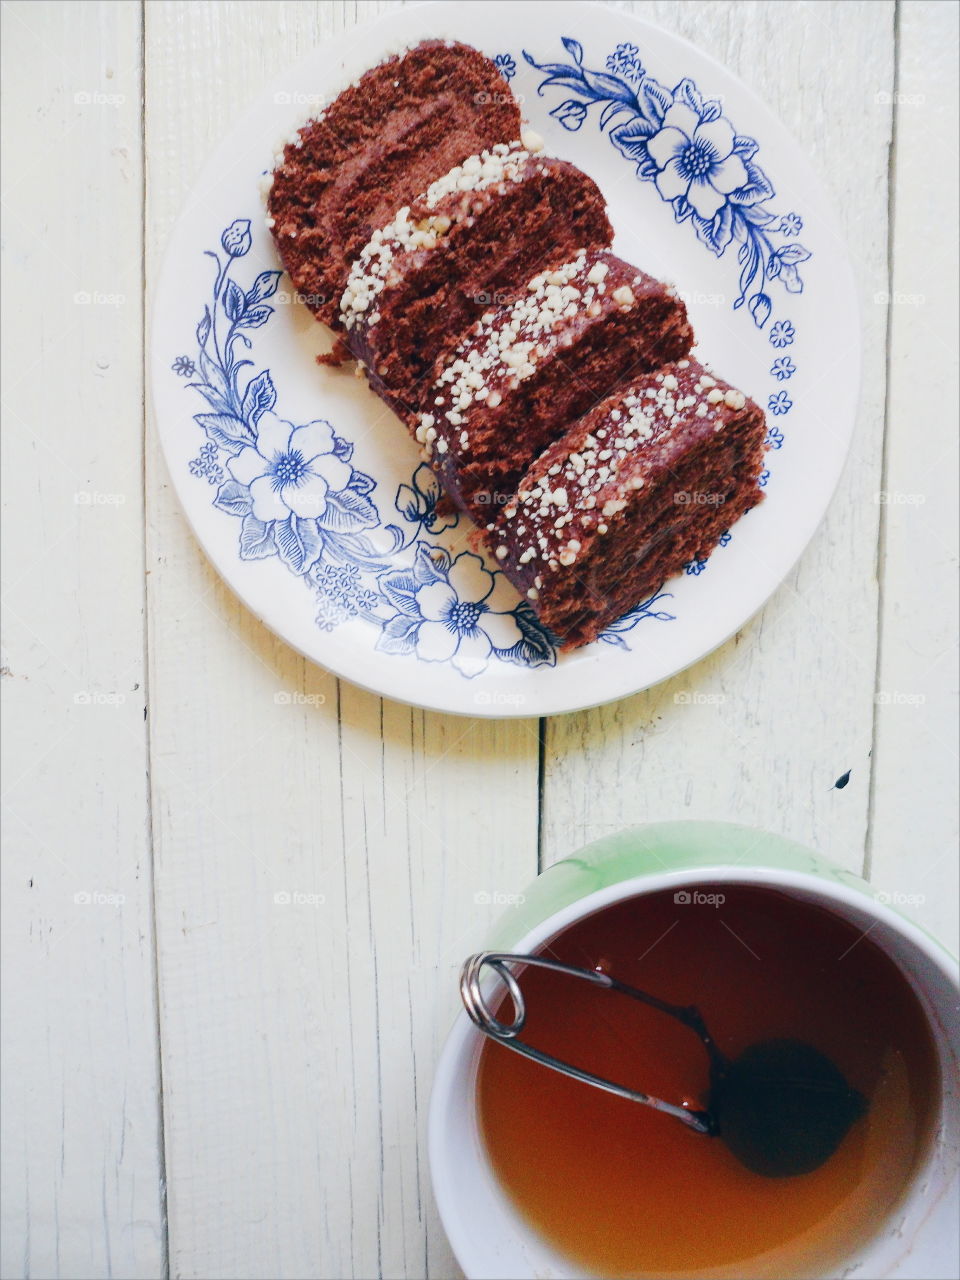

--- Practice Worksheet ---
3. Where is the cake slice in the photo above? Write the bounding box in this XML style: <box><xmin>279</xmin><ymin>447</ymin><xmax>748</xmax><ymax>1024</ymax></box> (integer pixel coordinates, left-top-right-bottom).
<box><xmin>485</xmin><ymin>359</ymin><xmax>767</xmax><ymax>649</ymax></box>
<box><xmin>413</xmin><ymin>250</ymin><xmax>693</xmax><ymax>520</ymax></box>
<box><xmin>266</xmin><ymin>40</ymin><xmax>521</xmax><ymax>329</ymax></box>
<box><xmin>340</xmin><ymin>141</ymin><xmax>613</xmax><ymax>418</ymax></box>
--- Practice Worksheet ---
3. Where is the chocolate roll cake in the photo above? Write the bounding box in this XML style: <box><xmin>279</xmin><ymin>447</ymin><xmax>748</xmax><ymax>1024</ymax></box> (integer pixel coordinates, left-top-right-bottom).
<box><xmin>486</xmin><ymin>359</ymin><xmax>767</xmax><ymax>648</ymax></box>
<box><xmin>414</xmin><ymin>250</ymin><xmax>693</xmax><ymax>521</ymax></box>
<box><xmin>340</xmin><ymin>141</ymin><xmax>613</xmax><ymax>419</ymax></box>
<box><xmin>267</xmin><ymin>41</ymin><xmax>521</xmax><ymax>328</ymax></box>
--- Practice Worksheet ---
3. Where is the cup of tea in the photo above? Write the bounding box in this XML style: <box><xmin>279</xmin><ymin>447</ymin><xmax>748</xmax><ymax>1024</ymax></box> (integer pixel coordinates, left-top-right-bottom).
<box><xmin>429</xmin><ymin>821</ymin><xmax>960</xmax><ymax>1279</ymax></box>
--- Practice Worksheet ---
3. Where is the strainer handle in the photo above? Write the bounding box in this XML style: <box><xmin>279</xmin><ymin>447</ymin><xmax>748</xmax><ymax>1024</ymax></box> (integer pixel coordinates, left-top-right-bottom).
<box><xmin>460</xmin><ymin>951</ymin><xmax>715</xmax><ymax>1135</ymax></box>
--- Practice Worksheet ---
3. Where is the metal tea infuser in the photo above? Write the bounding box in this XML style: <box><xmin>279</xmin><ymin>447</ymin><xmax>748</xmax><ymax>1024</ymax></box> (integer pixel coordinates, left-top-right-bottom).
<box><xmin>461</xmin><ymin>951</ymin><xmax>868</xmax><ymax>1178</ymax></box>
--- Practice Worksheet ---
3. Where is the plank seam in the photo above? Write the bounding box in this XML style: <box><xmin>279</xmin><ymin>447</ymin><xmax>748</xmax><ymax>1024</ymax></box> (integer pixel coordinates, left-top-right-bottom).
<box><xmin>140</xmin><ymin>0</ymin><xmax>171</xmax><ymax>1272</ymax></box>
<box><xmin>863</xmin><ymin>0</ymin><xmax>902</xmax><ymax>884</ymax></box>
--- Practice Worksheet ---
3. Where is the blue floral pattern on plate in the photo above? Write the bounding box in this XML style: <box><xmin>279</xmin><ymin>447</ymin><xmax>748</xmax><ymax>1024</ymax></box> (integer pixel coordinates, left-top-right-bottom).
<box><xmin>177</xmin><ymin>218</ymin><xmax>677</xmax><ymax>676</ymax></box>
<box><xmin>523</xmin><ymin>38</ymin><xmax>812</xmax><ymax>327</ymax></box>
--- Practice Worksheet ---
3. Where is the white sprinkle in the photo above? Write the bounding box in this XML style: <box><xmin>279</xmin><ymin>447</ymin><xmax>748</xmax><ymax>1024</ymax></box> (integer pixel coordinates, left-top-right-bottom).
<box><xmin>612</xmin><ymin>285</ymin><xmax>636</xmax><ymax>307</ymax></box>
<box><xmin>495</xmin><ymin>546</ymin><xmax>508</xmax><ymax>560</ymax></box>
<box><xmin>724</xmin><ymin>388</ymin><xmax>747</xmax><ymax>410</ymax></box>
<box><xmin>602</xmin><ymin>498</ymin><xmax>627</xmax><ymax>518</ymax></box>
<box><xmin>520</xmin><ymin>127</ymin><xmax>545</xmax><ymax>152</ymax></box>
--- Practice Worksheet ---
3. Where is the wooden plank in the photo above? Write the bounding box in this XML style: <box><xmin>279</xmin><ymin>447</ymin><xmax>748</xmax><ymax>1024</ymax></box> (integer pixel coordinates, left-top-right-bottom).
<box><xmin>142</xmin><ymin>4</ymin><xmax>539</xmax><ymax>1277</ymax></box>
<box><xmin>869</xmin><ymin>0</ymin><xmax>959</xmax><ymax>952</ymax></box>
<box><xmin>542</xmin><ymin>1</ymin><xmax>897</xmax><ymax>880</ymax></box>
<box><xmin>0</xmin><ymin>3</ymin><xmax>165</xmax><ymax>1278</ymax></box>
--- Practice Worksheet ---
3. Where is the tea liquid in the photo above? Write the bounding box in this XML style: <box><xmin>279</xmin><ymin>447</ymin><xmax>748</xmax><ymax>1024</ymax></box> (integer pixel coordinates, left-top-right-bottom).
<box><xmin>477</xmin><ymin>886</ymin><xmax>939</xmax><ymax>1278</ymax></box>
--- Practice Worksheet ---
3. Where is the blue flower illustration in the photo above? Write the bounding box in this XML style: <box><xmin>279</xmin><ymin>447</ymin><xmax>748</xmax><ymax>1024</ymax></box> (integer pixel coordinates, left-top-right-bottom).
<box><xmin>769</xmin><ymin>320</ymin><xmax>796</xmax><ymax>347</ymax></box>
<box><xmin>494</xmin><ymin>53</ymin><xmax>516</xmax><ymax>80</ymax></box>
<box><xmin>221</xmin><ymin>218</ymin><xmax>252</xmax><ymax>258</ymax></box>
<box><xmin>189</xmin><ymin>441</ymin><xmax>224</xmax><ymax>485</ymax></box>
<box><xmin>759</xmin><ymin>469</ymin><xmax>771</xmax><ymax>488</ymax></box>
<box><xmin>767</xmin><ymin>393</ymin><xmax>792</xmax><ymax>418</ymax></box>
<box><xmin>395</xmin><ymin>463</ymin><xmax>458</xmax><ymax>535</ymax></box>
<box><xmin>550</xmin><ymin>99</ymin><xmax>589</xmax><ymax>131</ymax></box>
<box><xmin>227</xmin><ymin>413</ymin><xmax>353</xmax><ymax>523</ymax></box>
<box><xmin>606</xmin><ymin>42</ymin><xmax>643</xmax><ymax>79</ymax></box>
<box><xmin>685</xmin><ymin>558</ymin><xmax>707</xmax><ymax>576</ymax></box>
<box><xmin>524</xmin><ymin>40</ymin><xmax>810</xmax><ymax>326</ymax></box>
<box><xmin>766</xmin><ymin>425</ymin><xmax>786</xmax><ymax>450</ymax></box>
<box><xmin>770</xmin><ymin>356</ymin><xmax>796</xmax><ymax>380</ymax></box>
<box><xmin>377</xmin><ymin>546</ymin><xmax>524</xmax><ymax>676</ymax></box>
<box><xmin>172</xmin><ymin>355</ymin><xmax>196</xmax><ymax>377</ymax></box>
<box><xmin>646</xmin><ymin>103</ymin><xmax>749</xmax><ymax>222</ymax></box>
<box><xmin>718</xmin><ymin>530</ymin><xmax>732</xmax><ymax>548</ymax></box>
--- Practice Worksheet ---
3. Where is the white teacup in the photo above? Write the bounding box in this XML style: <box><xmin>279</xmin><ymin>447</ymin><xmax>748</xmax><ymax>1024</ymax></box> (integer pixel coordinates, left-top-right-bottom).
<box><xmin>429</xmin><ymin>822</ymin><xmax>960</xmax><ymax>1279</ymax></box>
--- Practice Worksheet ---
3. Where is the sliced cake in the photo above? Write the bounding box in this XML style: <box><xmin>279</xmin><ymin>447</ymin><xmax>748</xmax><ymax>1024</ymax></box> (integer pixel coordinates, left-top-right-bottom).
<box><xmin>486</xmin><ymin>359</ymin><xmax>767</xmax><ymax>648</ymax></box>
<box><xmin>267</xmin><ymin>40</ymin><xmax>521</xmax><ymax>329</ymax></box>
<box><xmin>414</xmin><ymin>250</ymin><xmax>693</xmax><ymax>520</ymax></box>
<box><xmin>340</xmin><ymin>141</ymin><xmax>613</xmax><ymax>419</ymax></box>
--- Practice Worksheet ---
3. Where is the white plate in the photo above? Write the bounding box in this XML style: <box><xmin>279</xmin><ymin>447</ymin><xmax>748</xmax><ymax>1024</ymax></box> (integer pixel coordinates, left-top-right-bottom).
<box><xmin>151</xmin><ymin>0</ymin><xmax>859</xmax><ymax>718</ymax></box>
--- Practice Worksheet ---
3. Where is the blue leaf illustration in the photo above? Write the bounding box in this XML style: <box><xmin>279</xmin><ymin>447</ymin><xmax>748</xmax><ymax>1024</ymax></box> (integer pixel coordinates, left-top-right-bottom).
<box><xmin>732</xmin><ymin>135</ymin><xmax>760</xmax><ymax>161</ymax></box>
<box><xmin>379</xmin><ymin>570</ymin><xmax>420</xmax><ymax>616</ymax></box>
<box><xmin>638</xmin><ymin>77</ymin><xmax>672</xmax><ymax>123</ymax></box>
<box><xmin>561</xmin><ymin>36</ymin><xmax>584</xmax><ymax>63</ymax></box>
<box><xmin>346</xmin><ymin>468</ymin><xmax>374</xmax><ymax>495</ymax></box>
<box><xmin>776</xmin><ymin>244</ymin><xmax>812</xmax><ymax>266</ymax></box>
<box><xmin>550</xmin><ymin>99</ymin><xmax>588</xmax><ymax>130</ymax></box>
<box><xmin>213</xmin><ymin>479</ymin><xmax>254</xmax><ymax>517</ymax></box>
<box><xmin>196</xmin><ymin>307</ymin><xmax>212</xmax><ymax>348</ymax></box>
<box><xmin>778</xmin><ymin>263</ymin><xmax>804</xmax><ymax>293</ymax></box>
<box><xmin>375</xmin><ymin>614</ymin><xmax>421</xmax><ymax>656</ymax></box>
<box><xmin>319</xmin><ymin>488</ymin><xmax>379</xmax><ymax>533</ymax></box>
<box><xmin>224</xmin><ymin>279</ymin><xmax>245</xmax><ymax>321</ymax></box>
<box><xmin>238</xmin><ymin>513</ymin><xmax>276</xmax><ymax>559</ymax></box>
<box><xmin>240</xmin><ymin>369</ymin><xmax>277</xmax><ymax>425</ymax></box>
<box><xmin>728</xmin><ymin>161</ymin><xmax>775</xmax><ymax>206</ymax></box>
<box><xmin>274</xmin><ymin>513</ymin><xmax>323</xmax><ymax>574</ymax></box>
<box><xmin>332</xmin><ymin>435</ymin><xmax>355</xmax><ymax>464</ymax></box>
<box><xmin>194</xmin><ymin>411</ymin><xmax>254</xmax><ymax>453</ymax></box>
<box><xmin>246</xmin><ymin>270</ymin><xmax>282</xmax><ymax>305</ymax></box>
<box><xmin>395</xmin><ymin>483</ymin><xmax>421</xmax><ymax>523</ymax></box>
<box><xmin>239</xmin><ymin>305</ymin><xmax>273</xmax><ymax>329</ymax></box>
<box><xmin>499</xmin><ymin>602</ymin><xmax>558</xmax><ymax>668</ymax></box>
<box><xmin>749</xmin><ymin>292</ymin><xmax>772</xmax><ymax>327</ymax></box>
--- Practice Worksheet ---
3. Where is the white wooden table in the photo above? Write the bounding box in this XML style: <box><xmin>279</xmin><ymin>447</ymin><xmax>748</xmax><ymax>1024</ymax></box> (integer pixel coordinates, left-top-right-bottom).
<box><xmin>2</xmin><ymin>2</ymin><xmax>957</xmax><ymax>1277</ymax></box>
